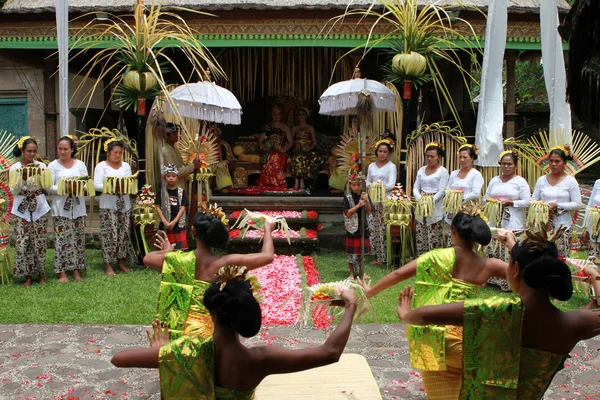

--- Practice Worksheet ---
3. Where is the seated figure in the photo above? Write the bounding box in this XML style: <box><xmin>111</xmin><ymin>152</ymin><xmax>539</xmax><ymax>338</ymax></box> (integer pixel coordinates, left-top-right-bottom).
<box><xmin>256</xmin><ymin>104</ymin><xmax>293</xmax><ymax>188</ymax></box>
<box><xmin>291</xmin><ymin>107</ymin><xmax>323</xmax><ymax>190</ymax></box>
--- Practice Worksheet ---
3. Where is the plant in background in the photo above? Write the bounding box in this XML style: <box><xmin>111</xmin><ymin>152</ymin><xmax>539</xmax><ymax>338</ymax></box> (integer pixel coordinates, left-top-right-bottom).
<box><xmin>327</xmin><ymin>0</ymin><xmax>481</xmax><ymax>128</ymax></box>
<box><xmin>70</xmin><ymin>0</ymin><xmax>225</xmax><ymax>115</ymax></box>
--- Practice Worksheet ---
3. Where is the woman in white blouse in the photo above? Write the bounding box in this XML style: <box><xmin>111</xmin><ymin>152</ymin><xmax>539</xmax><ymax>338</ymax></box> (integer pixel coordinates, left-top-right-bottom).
<box><xmin>484</xmin><ymin>149</ymin><xmax>530</xmax><ymax>291</ymax></box>
<box><xmin>94</xmin><ymin>139</ymin><xmax>137</xmax><ymax>276</ymax></box>
<box><xmin>531</xmin><ymin>145</ymin><xmax>581</xmax><ymax>257</ymax></box>
<box><xmin>366</xmin><ymin>139</ymin><xmax>397</xmax><ymax>264</ymax></box>
<box><xmin>10</xmin><ymin>136</ymin><xmax>51</xmax><ymax>286</ymax></box>
<box><xmin>583</xmin><ymin>179</ymin><xmax>600</xmax><ymax>261</ymax></box>
<box><xmin>445</xmin><ymin>144</ymin><xmax>484</xmax><ymax>229</ymax></box>
<box><xmin>412</xmin><ymin>142</ymin><xmax>449</xmax><ymax>256</ymax></box>
<box><xmin>48</xmin><ymin>136</ymin><xmax>89</xmax><ymax>282</ymax></box>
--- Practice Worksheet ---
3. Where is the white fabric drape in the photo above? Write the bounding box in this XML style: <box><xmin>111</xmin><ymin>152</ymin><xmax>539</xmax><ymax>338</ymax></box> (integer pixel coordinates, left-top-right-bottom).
<box><xmin>56</xmin><ymin>0</ymin><xmax>70</xmax><ymax>137</ymax></box>
<box><xmin>474</xmin><ymin>0</ymin><xmax>507</xmax><ymax>167</ymax></box>
<box><xmin>540</xmin><ymin>0</ymin><xmax>572</xmax><ymax>145</ymax></box>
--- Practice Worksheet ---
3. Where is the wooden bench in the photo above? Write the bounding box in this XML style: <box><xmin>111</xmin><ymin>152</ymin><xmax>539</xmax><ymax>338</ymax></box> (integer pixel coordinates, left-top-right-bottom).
<box><xmin>255</xmin><ymin>354</ymin><xmax>382</xmax><ymax>399</ymax></box>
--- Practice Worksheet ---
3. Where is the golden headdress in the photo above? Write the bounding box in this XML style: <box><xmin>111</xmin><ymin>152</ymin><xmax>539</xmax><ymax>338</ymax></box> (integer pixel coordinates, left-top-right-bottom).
<box><xmin>549</xmin><ymin>144</ymin><xmax>571</xmax><ymax>157</ymax></box>
<box><xmin>348</xmin><ymin>171</ymin><xmax>366</xmax><ymax>182</ymax></box>
<box><xmin>216</xmin><ymin>265</ymin><xmax>262</xmax><ymax>302</ymax></box>
<box><xmin>103</xmin><ymin>137</ymin><xmax>121</xmax><ymax>152</ymax></box>
<box><xmin>520</xmin><ymin>223</ymin><xmax>566</xmax><ymax>252</ymax></box>
<box><xmin>375</xmin><ymin>138</ymin><xmax>393</xmax><ymax>149</ymax></box>
<box><xmin>63</xmin><ymin>134</ymin><xmax>79</xmax><ymax>144</ymax></box>
<box><xmin>425</xmin><ymin>142</ymin><xmax>444</xmax><ymax>151</ymax></box>
<box><xmin>201</xmin><ymin>202</ymin><xmax>228</xmax><ymax>225</ymax></box>
<box><xmin>498</xmin><ymin>148</ymin><xmax>519</xmax><ymax>163</ymax></box>
<box><xmin>461</xmin><ymin>202</ymin><xmax>488</xmax><ymax>224</ymax></box>
<box><xmin>17</xmin><ymin>136</ymin><xmax>40</xmax><ymax>150</ymax></box>
<box><xmin>458</xmin><ymin>143</ymin><xmax>479</xmax><ymax>155</ymax></box>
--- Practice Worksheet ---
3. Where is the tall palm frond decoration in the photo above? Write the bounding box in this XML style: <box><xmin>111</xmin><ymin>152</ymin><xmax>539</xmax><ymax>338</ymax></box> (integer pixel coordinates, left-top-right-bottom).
<box><xmin>326</xmin><ymin>0</ymin><xmax>481</xmax><ymax>129</ymax></box>
<box><xmin>70</xmin><ymin>0</ymin><xmax>225</xmax><ymax>115</ymax></box>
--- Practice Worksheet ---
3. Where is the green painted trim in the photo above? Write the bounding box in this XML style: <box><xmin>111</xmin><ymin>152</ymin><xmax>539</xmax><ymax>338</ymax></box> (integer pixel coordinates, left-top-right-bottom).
<box><xmin>0</xmin><ymin>34</ymin><xmax>569</xmax><ymax>51</ymax></box>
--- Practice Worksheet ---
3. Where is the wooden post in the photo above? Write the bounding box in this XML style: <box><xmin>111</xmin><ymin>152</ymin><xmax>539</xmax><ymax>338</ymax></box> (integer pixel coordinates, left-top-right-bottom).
<box><xmin>43</xmin><ymin>55</ymin><xmax>58</xmax><ymax>159</ymax></box>
<box><xmin>505</xmin><ymin>51</ymin><xmax>519</xmax><ymax>140</ymax></box>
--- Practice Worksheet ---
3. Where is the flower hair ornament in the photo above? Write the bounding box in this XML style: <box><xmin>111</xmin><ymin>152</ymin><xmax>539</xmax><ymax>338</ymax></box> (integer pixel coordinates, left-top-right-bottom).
<box><xmin>17</xmin><ymin>136</ymin><xmax>40</xmax><ymax>150</ymax></box>
<box><xmin>520</xmin><ymin>222</ymin><xmax>566</xmax><ymax>252</ymax></box>
<box><xmin>161</xmin><ymin>163</ymin><xmax>179</xmax><ymax>176</ymax></box>
<box><xmin>458</xmin><ymin>143</ymin><xmax>479</xmax><ymax>155</ymax></box>
<box><xmin>348</xmin><ymin>171</ymin><xmax>366</xmax><ymax>182</ymax></box>
<box><xmin>375</xmin><ymin>138</ymin><xmax>393</xmax><ymax>149</ymax></box>
<box><xmin>63</xmin><ymin>134</ymin><xmax>79</xmax><ymax>144</ymax></box>
<box><xmin>103</xmin><ymin>137</ymin><xmax>121</xmax><ymax>152</ymax></box>
<box><xmin>201</xmin><ymin>202</ymin><xmax>229</xmax><ymax>225</ymax></box>
<box><xmin>462</xmin><ymin>202</ymin><xmax>488</xmax><ymax>224</ymax></box>
<box><xmin>550</xmin><ymin>144</ymin><xmax>571</xmax><ymax>157</ymax></box>
<box><xmin>216</xmin><ymin>265</ymin><xmax>262</xmax><ymax>302</ymax></box>
<box><xmin>425</xmin><ymin>142</ymin><xmax>444</xmax><ymax>151</ymax></box>
<box><xmin>498</xmin><ymin>148</ymin><xmax>519</xmax><ymax>163</ymax></box>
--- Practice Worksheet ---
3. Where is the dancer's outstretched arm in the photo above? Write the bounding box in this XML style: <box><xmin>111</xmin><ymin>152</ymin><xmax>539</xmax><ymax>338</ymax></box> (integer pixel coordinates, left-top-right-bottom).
<box><xmin>396</xmin><ymin>286</ymin><xmax>464</xmax><ymax>326</ymax></box>
<box><xmin>360</xmin><ymin>259</ymin><xmax>418</xmax><ymax>298</ymax></box>
<box><xmin>251</xmin><ymin>290</ymin><xmax>357</xmax><ymax>376</ymax></box>
<box><xmin>217</xmin><ymin>220</ymin><xmax>275</xmax><ymax>270</ymax></box>
<box><xmin>111</xmin><ymin>320</ymin><xmax>169</xmax><ymax>368</ymax></box>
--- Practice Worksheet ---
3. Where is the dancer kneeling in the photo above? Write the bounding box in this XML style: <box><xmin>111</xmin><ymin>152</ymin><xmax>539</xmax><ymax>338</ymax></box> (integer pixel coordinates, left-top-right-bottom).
<box><xmin>112</xmin><ymin>266</ymin><xmax>357</xmax><ymax>399</ymax></box>
<box><xmin>144</xmin><ymin>207</ymin><xmax>275</xmax><ymax>341</ymax></box>
<box><xmin>397</xmin><ymin>225</ymin><xmax>600</xmax><ymax>399</ymax></box>
<box><xmin>360</xmin><ymin>208</ymin><xmax>507</xmax><ymax>398</ymax></box>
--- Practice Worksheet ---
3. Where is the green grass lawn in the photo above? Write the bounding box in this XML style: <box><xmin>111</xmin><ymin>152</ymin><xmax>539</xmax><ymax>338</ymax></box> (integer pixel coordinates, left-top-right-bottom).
<box><xmin>0</xmin><ymin>249</ymin><xmax>590</xmax><ymax>325</ymax></box>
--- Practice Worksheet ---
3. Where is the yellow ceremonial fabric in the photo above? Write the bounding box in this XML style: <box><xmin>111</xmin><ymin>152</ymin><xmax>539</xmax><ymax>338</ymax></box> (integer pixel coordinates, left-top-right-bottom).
<box><xmin>159</xmin><ymin>335</ymin><xmax>256</xmax><ymax>400</ymax></box>
<box><xmin>156</xmin><ymin>251</ymin><xmax>213</xmax><ymax>341</ymax></box>
<box><xmin>419</xmin><ymin>325</ymin><xmax>463</xmax><ymax>399</ymax></box>
<box><xmin>408</xmin><ymin>248</ymin><xmax>480</xmax><ymax>371</ymax></box>
<box><xmin>461</xmin><ymin>297</ymin><xmax>567</xmax><ymax>399</ymax></box>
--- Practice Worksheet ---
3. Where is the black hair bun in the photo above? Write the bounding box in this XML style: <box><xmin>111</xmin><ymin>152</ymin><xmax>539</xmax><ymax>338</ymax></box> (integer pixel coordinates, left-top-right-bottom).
<box><xmin>521</xmin><ymin>255</ymin><xmax>572</xmax><ymax>301</ymax></box>
<box><xmin>193</xmin><ymin>212</ymin><xmax>229</xmax><ymax>248</ymax></box>
<box><xmin>451</xmin><ymin>212</ymin><xmax>491</xmax><ymax>246</ymax></box>
<box><xmin>204</xmin><ymin>277</ymin><xmax>262</xmax><ymax>338</ymax></box>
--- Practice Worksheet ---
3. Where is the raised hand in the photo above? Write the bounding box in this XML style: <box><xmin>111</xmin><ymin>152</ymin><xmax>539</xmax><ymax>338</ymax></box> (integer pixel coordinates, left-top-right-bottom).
<box><xmin>154</xmin><ymin>230</ymin><xmax>175</xmax><ymax>251</ymax></box>
<box><xmin>146</xmin><ymin>319</ymin><xmax>170</xmax><ymax>347</ymax></box>
<box><xmin>397</xmin><ymin>286</ymin><xmax>414</xmax><ymax>321</ymax></box>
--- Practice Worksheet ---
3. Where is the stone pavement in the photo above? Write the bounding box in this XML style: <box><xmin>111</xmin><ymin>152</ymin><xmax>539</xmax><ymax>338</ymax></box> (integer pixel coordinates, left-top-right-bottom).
<box><xmin>1</xmin><ymin>323</ymin><xmax>600</xmax><ymax>400</ymax></box>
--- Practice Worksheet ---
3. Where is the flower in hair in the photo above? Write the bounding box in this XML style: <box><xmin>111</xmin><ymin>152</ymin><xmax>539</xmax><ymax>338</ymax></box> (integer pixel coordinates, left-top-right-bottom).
<box><xmin>375</xmin><ymin>138</ymin><xmax>393</xmax><ymax>149</ymax></box>
<box><xmin>202</xmin><ymin>202</ymin><xmax>228</xmax><ymax>225</ymax></box>
<box><xmin>550</xmin><ymin>144</ymin><xmax>571</xmax><ymax>157</ymax></box>
<box><xmin>521</xmin><ymin>223</ymin><xmax>567</xmax><ymax>252</ymax></box>
<box><xmin>458</xmin><ymin>143</ymin><xmax>479</xmax><ymax>155</ymax></box>
<box><xmin>216</xmin><ymin>265</ymin><xmax>262</xmax><ymax>303</ymax></box>
<box><xmin>103</xmin><ymin>137</ymin><xmax>120</xmax><ymax>152</ymax></box>
<box><xmin>17</xmin><ymin>136</ymin><xmax>40</xmax><ymax>150</ymax></box>
<box><xmin>498</xmin><ymin>148</ymin><xmax>519</xmax><ymax>163</ymax></box>
<box><xmin>425</xmin><ymin>142</ymin><xmax>444</xmax><ymax>151</ymax></box>
<box><xmin>462</xmin><ymin>202</ymin><xmax>488</xmax><ymax>224</ymax></box>
<box><xmin>64</xmin><ymin>134</ymin><xmax>79</xmax><ymax>144</ymax></box>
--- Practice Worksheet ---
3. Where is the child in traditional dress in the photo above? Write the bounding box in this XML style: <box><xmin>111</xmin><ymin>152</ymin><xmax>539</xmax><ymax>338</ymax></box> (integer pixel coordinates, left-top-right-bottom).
<box><xmin>344</xmin><ymin>172</ymin><xmax>372</xmax><ymax>280</ymax></box>
<box><xmin>155</xmin><ymin>164</ymin><xmax>189</xmax><ymax>250</ymax></box>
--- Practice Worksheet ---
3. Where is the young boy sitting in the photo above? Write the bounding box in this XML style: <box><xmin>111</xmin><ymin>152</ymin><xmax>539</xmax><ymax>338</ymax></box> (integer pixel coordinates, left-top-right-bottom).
<box><xmin>343</xmin><ymin>172</ymin><xmax>373</xmax><ymax>280</ymax></box>
<box><xmin>155</xmin><ymin>164</ymin><xmax>189</xmax><ymax>250</ymax></box>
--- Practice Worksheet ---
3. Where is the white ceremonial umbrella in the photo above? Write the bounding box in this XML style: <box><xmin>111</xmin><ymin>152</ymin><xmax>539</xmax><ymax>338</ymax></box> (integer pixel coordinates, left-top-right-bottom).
<box><xmin>167</xmin><ymin>81</ymin><xmax>243</xmax><ymax>125</ymax></box>
<box><xmin>319</xmin><ymin>72</ymin><xmax>397</xmax><ymax>277</ymax></box>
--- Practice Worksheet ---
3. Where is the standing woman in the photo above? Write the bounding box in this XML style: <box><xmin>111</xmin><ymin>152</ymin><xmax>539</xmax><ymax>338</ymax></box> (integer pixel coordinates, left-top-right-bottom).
<box><xmin>583</xmin><ymin>178</ymin><xmax>600</xmax><ymax>262</ymax></box>
<box><xmin>484</xmin><ymin>149</ymin><xmax>530</xmax><ymax>291</ymax></box>
<box><xmin>94</xmin><ymin>139</ymin><xmax>136</xmax><ymax>276</ymax></box>
<box><xmin>10</xmin><ymin>136</ymin><xmax>51</xmax><ymax>286</ymax></box>
<box><xmin>366</xmin><ymin>139</ymin><xmax>397</xmax><ymax>265</ymax></box>
<box><xmin>531</xmin><ymin>145</ymin><xmax>581</xmax><ymax>257</ymax></box>
<box><xmin>412</xmin><ymin>142</ymin><xmax>449</xmax><ymax>256</ymax></box>
<box><xmin>445</xmin><ymin>144</ymin><xmax>484</xmax><ymax>237</ymax></box>
<box><xmin>48</xmin><ymin>135</ymin><xmax>89</xmax><ymax>282</ymax></box>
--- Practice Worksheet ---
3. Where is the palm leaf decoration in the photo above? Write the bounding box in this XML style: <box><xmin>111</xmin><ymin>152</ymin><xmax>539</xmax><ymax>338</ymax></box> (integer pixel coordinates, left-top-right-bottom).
<box><xmin>326</xmin><ymin>0</ymin><xmax>481</xmax><ymax>130</ymax></box>
<box><xmin>70</xmin><ymin>0</ymin><xmax>225</xmax><ymax>115</ymax></box>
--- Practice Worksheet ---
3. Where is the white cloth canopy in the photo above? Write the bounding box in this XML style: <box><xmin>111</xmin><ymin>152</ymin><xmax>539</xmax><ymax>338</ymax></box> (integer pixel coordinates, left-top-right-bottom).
<box><xmin>475</xmin><ymin>0</ymin><xmax>507</xmax><ymax>167</ymax></box>
<box><xmin>166</xmin><ymin>81</ymin><xmax>242</xmax><ymax>125</ymax></box>
<box><xmin>56</xmin><ymin>0</ymin><xmax>69</xmax><ymax>136</ymax></box>
<box><xmin>318</xmin><ymin>78</ymin><xmax>396</xmax><ymax>116</ymax></box>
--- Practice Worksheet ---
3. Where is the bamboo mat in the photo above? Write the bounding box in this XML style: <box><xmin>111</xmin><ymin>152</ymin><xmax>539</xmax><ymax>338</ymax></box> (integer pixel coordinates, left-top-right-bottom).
<box><xmin>255</xmin><ymin>354</ymin><xmax>382</xmax><ymax>399</ymax></box>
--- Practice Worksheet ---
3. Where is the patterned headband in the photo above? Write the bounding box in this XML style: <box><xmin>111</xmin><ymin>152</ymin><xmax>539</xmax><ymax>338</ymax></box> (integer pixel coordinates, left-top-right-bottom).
<box><xmin>425</xmin><ymin>142</ymin><xmax>444</xmax><ymax>151</ymax></box>
<box><xmin>348</xmin><ymin>171</ymin><xmax>365</xmax><ymax>182</ymax></box>
<box><xmin>458</xmin><ymin>143</ymin><xmax>479</xmax><ymax>155</ymax></box>
<box><xmin>498</xmin><ymin>149</ymin><xmax>519</xmax><ymax>163</ymax></box>
<box><xmin>161</xmin><ymin>163</ymin><xmax>179</xmax><ymax>175</ymax></box>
